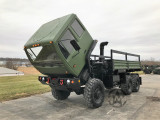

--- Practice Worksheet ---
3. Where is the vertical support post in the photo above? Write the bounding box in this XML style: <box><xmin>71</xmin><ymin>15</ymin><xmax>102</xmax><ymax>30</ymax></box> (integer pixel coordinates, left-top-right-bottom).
<box><xmin>125</xmin><ymin>53</ymin><xmax>127</xmax><ymax>61</ymax></box>
<box><xmin>111</xmin><ymin>49</ymin><xmax>113</xmax><ymax>60</ymax></box>
<box><xmin>138</xmin><ymin>55</ymin><xmax>140</xmax><ymax>62</ymax></box>
<box><xmin>126</xmin><ymin>53</ymin><xmax>128</xmax><ymax>69</ymax></box>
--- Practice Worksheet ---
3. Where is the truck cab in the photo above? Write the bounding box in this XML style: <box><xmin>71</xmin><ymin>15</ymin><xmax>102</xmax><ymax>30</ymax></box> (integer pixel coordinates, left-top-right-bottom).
<box><xmin>24</xmin><ymin>14</ymin><xmax>93</xmax><ymax>77</ymax></box>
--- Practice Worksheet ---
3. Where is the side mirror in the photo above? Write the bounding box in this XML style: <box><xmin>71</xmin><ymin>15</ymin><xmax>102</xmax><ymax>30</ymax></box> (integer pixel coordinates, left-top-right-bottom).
<box><xmin>70</xmin><ymin>40</ymin><xmax>81</xmax><ymax>51</ymax></box>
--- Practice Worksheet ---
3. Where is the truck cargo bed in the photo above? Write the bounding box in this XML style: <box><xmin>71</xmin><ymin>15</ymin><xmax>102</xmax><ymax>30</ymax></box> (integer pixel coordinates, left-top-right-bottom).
<box><xmin>91</xmin><ymin>49</ymin><xmax>141</xmax><ymax>73</ymax></box>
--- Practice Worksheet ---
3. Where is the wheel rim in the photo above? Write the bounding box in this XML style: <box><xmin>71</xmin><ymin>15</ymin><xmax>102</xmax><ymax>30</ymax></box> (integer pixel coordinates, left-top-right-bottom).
<box><xmin>93</xmin><ymin>87</ymin><xmax>103</xmax><ymax>104</ymax></box>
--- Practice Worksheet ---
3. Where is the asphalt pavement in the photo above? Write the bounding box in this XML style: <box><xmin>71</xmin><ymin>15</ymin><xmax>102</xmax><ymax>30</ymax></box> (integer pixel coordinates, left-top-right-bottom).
<box><xmin>0</xmin><ymin>75</ymin><xmax>160</xmax><ymax>120</ymax></box>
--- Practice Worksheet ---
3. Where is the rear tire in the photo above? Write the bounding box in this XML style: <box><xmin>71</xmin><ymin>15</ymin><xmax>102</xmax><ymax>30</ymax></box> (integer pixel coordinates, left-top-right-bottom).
<box><xmin>132</xmin><ymin>77</ymin><xmax>140</xmax><ymax>92</ymax></box>
<box><xmin>51</xmin><ymin>88</ymin><xmax>70</xmax><ymax>100</ymax></box>
<box><xmin>144</xmin><ymin>70</ymin><xmax>151</xmax><ymax>74</ymax></box>
<box><xmin>83</xmin><ymin>78</ymin><xmax>105</xmax><ymax>108</ymax></box>
<box><xmin>121</xmin><ymin>76</ymin><xmax>132</xmax><ymax>95</ymax></box>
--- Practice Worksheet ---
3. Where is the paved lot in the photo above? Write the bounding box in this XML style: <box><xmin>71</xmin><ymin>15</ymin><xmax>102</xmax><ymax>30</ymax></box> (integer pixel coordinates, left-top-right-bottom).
<box><xmin>0</xmin><ymin>67</ymin><xmax>24</xmax><ymax>76</ymax></box>
<box><xmin>0</xmin><ymin>75</ymin><xmax>160</xmax><ymax>120</ymax></box>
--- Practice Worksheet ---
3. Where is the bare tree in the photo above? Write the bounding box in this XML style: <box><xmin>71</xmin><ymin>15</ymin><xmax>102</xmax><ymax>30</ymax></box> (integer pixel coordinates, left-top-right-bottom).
<box><xmin>150</xmin><ymin>57</ymin><xmax>155</xmax><ymax>61</ymax></box>
<box><xmin>5</xmin><ymin>59</ymin><xmax>18</xmax><ymax>70</ymax></box>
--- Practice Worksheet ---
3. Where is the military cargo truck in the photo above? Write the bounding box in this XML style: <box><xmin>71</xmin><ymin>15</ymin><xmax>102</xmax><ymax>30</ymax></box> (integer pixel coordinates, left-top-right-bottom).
<box><xmin>24</xmin><ymin>14</ymin><xmax>142</xmax><ymax>108</ymax></box>
<box><xmin>143</xmin><ymin>65</ymin><xmax>160</xmax><ymax>74</ymax></box>
<box><xmin>143</xmin><ymin>65</ymin><xmax>152</xmax><ymax>74</ymax></box>
<box><xmin>153</xmin><ymin>67</ymin><xmax>160</xmax><ymax>74</ymax></box>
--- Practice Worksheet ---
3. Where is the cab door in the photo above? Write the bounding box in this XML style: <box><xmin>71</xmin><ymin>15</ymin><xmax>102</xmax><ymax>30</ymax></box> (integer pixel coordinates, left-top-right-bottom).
<box><xmin>58</xmin><ymin>19</ymin><xmax>93</xmax><ymax>76</ymax></box>
<box><xmin>58</xmin><ymin>29</ymin><xmax>83</xmax><ymax>76</ymax></box>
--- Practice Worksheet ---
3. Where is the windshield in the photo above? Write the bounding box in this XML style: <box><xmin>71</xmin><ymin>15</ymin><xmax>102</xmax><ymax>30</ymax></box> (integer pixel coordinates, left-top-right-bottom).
<box><xmin>27</xmin><ymin>45</ymin><xmax>62</xmax><ymax>63</ymax></box>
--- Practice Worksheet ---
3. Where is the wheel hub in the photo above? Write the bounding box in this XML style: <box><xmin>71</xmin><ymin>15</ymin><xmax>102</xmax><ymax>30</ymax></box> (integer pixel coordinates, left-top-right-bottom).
<box><xmin>94</xmin><ymin>87</ymin><xmax>102</xmax><ymax>102</ymax></box>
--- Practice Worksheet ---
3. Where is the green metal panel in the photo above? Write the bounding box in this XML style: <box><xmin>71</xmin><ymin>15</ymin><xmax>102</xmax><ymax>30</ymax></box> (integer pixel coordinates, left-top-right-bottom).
<box><xmin>24</xmin><ymin>14</ymin><xmax>93</xmax><ymax>77</ymax></box>
<box><xmin>66</xmin><ymin>16</ymin><xmax>93</xmax><ymax>76</ymax></box>
<box><xmin>128</xmin><ymin>61</ymin><xmax>141</xmax><ymax>69</ymax></box>
<box><xmin>25</xmin><ymin>14</ymin><xmax>74</xmax><ymax>48</ymax></box>
<box><xmin>113</xmin><ymin>60</ymin><xmax>128</xmax><ymax>69</ymax></box>
<box><xmin>113</xmin><ymin>60</ymin><xmax>141</xmax><ymax>70</ymax></box>
<box><xmin>35</xmin><ymin>66</ymin><xmax>67</xmax><ymax>74</ymax></box>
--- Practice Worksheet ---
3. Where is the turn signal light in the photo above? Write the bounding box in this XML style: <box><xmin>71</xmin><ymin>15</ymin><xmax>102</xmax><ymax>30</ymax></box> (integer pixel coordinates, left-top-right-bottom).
<box><xmin>32</xmin><ymin>44</ymin><xmax>40</xmax><ymax>47</ymax></box>
<box><xmin>71</xmin><ymin>80</ymin><xmax>74</xmax><ymax>84</ymax></box>
<box><xmin>50</xmin><ymin>41</ymin><xmax>53</xmax><ymax>44</ymax></box>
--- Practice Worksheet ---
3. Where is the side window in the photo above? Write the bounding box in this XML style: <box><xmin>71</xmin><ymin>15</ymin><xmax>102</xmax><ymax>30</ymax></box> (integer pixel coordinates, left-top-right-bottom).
<box><xmin>59</xmin><ymin>30</ymin><xmax>75</xmax><ymax>59</ymax></box>
<box><xmin>71</xmin><ymin>19</ymin><xmax>84</xmax><ymax>37</ymax></box>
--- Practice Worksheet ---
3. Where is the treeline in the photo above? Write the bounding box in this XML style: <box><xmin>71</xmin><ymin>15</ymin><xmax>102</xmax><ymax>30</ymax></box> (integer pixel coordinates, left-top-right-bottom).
<box><xmin>0</xmin><ymin>57</ymin><xmax>31</xmax><ymax>70</ymax></box>
<box><xmin>0</xmin><ymin>57</ymin><xmax>29</xmax><ymax>62</ymax></box>
<box><xmin>141</xmin><ymin>60</ymin><xmax>160</xmax><ymax>66</ymax></box>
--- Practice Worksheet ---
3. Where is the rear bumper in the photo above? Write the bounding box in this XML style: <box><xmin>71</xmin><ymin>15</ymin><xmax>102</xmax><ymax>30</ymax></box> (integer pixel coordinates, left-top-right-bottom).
<box><xmin>38</xmin><ymin>76</ymin><xmax>81</xmax><ymax>90</ymax></box>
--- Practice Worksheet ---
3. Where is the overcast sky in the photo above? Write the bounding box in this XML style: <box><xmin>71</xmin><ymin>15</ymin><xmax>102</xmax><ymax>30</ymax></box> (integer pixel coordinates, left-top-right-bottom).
<box><xmin>0</xmin><ymin>0</ymin><xmax>160</xmax><ymax>60</ymax></box>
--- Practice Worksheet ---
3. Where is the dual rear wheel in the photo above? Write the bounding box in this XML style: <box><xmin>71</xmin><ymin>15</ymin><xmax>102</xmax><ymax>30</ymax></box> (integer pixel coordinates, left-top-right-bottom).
<box><xmin>121</xmin><ymin>75</ymin><xmax>140</xmax><ymax>95</ymax></box>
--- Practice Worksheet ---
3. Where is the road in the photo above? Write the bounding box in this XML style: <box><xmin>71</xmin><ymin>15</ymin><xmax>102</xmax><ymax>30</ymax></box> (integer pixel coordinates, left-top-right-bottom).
<box><xmin>0</xmin><ymin>75</ymin><xmax>160</xmax><ymax>120</ymax></box>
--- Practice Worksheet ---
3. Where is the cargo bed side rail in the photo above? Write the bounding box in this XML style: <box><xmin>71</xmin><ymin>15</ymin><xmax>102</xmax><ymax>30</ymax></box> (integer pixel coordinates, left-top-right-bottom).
<box><xmin>111</xmin><ymin>49</ymin><xmax>141</xmax><ymax>70</ymax></box>
<box><xmin>111</xmin><ymin>49</ymin><xmax>140</xmax><ymax>61</ymax></box>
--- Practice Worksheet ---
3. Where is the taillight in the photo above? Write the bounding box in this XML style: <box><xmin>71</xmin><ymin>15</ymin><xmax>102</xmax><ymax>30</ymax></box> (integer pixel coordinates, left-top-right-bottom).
<box><xmin>71</xmin><ymin>80</ymin><xmax>74</xmax><ymax>84</ymax></box>
<box><xmin>60</xmin><ymin>80</ymin><xmax>64</xmax><ymax>85</ymax></box>
<box><xmin>47</xmin><ymin>78</ymin><xmax>50</xmax><ymax>84</ymax></box>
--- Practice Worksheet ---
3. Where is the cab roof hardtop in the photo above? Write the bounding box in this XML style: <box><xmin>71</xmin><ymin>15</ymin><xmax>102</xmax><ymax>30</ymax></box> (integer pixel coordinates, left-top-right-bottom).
<box><xmin>25</xmin><ymin>14</ymin><xmax>76</xmax><ymax>48</ymax></box>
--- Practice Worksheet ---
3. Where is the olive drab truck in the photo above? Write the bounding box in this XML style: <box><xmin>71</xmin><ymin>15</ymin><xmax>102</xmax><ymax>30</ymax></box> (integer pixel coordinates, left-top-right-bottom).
<box><xmin>24</xmin><ymin>14</ymin><xmax>142</xmax><ymax>108</ymax></box>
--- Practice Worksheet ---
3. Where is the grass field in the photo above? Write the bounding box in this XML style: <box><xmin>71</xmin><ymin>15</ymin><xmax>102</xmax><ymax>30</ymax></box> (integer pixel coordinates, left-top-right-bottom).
<box><xmin>0</xmin><ymin>75</ymin><xmax>50</xmax><ymax>102</ymax></box>
<box><xmin>132</xmin><ymin>71</ymin><xmax>144</xmax><ymax>75</ymax></box>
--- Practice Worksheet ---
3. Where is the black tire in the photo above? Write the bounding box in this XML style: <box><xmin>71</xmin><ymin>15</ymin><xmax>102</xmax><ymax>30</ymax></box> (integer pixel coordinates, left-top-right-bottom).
<box><xmin>121</xmin><ymin>77</ymin><xmax>132</xmax><ymax>95</ymax></box>
<box><xmin>132</xmin><ymin>77</ymin><xmax>140</xmax><ymax>92</ymax></box>
<box><xmin>144</xmin><ymin>70</ymin><xmax>151</xmax><ymax>74</ymax></box>
<box><xmin>83</xmin><ymin>78</ymin><xmax>105</xmax><ymax>108</ymax></box>
<box><xmin>51</xmin><ymin>88</ymin><xmax>70</xmax><ymax>100</ymax></box>
<box><xmin>75</xmin><ymin>88</ymin><xmax>84</xmax><ymax>95</ymax></box>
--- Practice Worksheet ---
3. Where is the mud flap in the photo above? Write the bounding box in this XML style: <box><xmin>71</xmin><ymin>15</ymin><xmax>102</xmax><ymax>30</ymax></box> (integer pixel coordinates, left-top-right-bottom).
<box><xmin>139</xmin><ymin>77</ymin><xmax>142</xmax><ymax>85</ymax></box>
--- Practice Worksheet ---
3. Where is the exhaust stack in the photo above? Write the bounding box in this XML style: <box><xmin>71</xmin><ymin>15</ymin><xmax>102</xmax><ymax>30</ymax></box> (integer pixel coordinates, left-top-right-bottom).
<box><xmin>100</xmin><ymin>42</ymin><xmax>108</xmax><ymax>61</ymax></box>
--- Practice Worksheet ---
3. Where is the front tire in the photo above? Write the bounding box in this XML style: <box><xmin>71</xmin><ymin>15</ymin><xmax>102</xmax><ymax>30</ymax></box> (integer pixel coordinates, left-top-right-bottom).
<box><xmin>83</xmin><ymin>78</ymin><xmax>105</xmax><ymax>108</ymax></box>
<box><xmin>51</xmin><ymin>88</ymin><xmax>70</xmax><ymax>100</ymax></box>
